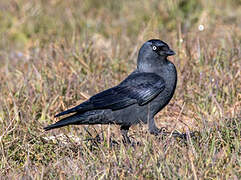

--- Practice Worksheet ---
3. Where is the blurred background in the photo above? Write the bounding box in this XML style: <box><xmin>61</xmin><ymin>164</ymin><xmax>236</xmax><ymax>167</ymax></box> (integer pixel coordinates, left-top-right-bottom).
<box><xmin>0</xmin><ymin>0</ymin><xmax>240</xmax><ymax>178</ymax></box>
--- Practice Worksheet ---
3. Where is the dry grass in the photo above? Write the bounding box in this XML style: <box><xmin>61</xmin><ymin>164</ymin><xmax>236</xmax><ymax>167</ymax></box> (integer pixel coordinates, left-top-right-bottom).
<box><xmin>0</xmin><ymin>0</ymin><xmax>240</xmax><ymax>179</ymax></box>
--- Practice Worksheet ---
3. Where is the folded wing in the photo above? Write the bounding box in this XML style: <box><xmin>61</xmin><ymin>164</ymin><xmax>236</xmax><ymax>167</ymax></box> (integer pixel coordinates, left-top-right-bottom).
<box><xmin>55</xmin><ymin>72</ymin><xmax>165</xmax><ymax>117</ymax></box>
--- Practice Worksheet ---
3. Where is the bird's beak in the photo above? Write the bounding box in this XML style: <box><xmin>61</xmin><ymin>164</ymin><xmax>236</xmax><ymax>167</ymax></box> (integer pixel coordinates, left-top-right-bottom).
<box><xmin>166</xmin><ymin>49</ymin><xmax>175</xmax><ymax>56</ymax></box>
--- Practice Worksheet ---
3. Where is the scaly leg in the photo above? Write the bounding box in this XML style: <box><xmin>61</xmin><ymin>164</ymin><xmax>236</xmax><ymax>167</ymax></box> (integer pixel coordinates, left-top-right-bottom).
<box><xmin>148</xmin><ymin>117</ymin><xmax>167</xmax><ymax>135</ymax></box>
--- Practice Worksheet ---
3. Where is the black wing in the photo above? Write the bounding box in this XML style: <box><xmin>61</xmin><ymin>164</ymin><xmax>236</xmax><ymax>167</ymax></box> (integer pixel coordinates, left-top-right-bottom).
<box><xmin>55</xmin><ymin>72</ymin><xmax>165</xmax><ymax>117</ymax></box>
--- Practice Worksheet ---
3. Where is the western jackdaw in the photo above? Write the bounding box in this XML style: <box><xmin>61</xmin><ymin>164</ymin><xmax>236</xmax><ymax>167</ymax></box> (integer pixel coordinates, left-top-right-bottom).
<box><xmin>44</xmin><ymin>39</ymin><xmax>177</xmax><ymax>143</ymax></box>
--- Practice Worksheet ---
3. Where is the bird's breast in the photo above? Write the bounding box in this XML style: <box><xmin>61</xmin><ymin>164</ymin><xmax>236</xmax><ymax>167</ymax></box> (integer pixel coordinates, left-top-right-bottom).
<box><xmin>151</xmin><ymin>62</ymin><xmax>177</xmax><ymax>114</ymax></box>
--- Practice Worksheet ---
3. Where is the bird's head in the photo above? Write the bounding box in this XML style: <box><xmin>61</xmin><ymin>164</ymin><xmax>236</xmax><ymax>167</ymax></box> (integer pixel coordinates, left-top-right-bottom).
<box><xmin>146</xmin><ymin>39</ymin><xmax>175</xmax><ymax>57</ymax></box>
<box><xmin>137</xmin><ymin>39</ymin><xmax>175</xmax><ymax>71</ymax></box>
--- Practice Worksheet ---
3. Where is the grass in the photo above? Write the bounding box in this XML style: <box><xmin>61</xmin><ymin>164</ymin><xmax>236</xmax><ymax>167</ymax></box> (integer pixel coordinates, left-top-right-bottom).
<box><xmin>0</xmin><ymin>0</ymin><xmax>240</xmax><ymax>179</ymax></box>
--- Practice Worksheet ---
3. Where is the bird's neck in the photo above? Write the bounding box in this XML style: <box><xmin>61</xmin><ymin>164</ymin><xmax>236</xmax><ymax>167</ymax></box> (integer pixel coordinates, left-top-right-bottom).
<box><xmin>137</xmin><ymin>58</ymin><xmax>168</xmax><ymax>73</ymax></box>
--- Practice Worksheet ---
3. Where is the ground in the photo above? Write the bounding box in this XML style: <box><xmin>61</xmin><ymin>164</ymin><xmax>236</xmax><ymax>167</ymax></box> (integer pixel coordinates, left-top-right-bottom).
<box><xmin>0</xmin><ymin>0</ymin><xmax>240</xmax><ymax>179</ymax></box>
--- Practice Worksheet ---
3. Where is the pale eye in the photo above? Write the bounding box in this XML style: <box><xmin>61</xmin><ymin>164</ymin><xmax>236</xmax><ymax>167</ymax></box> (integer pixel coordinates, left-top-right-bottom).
<box><xmin>152</xmin><ymin>46</ymin><xmax>157</xmax><ymax>51</ymax></box>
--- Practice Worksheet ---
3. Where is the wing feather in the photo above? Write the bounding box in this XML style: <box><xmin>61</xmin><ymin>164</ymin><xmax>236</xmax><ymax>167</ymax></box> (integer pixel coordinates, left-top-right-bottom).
<box><xmin>55</xmin><ymin>72</ymin><xmax>165</xmax><ymax>117</ymax></box>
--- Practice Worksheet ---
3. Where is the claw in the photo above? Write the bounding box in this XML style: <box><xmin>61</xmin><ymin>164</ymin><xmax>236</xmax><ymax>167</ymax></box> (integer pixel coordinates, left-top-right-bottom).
<box><xmin>150</xmin><ymin>127</ymin><xmax>199</xmax><ymax>140</ymax></box>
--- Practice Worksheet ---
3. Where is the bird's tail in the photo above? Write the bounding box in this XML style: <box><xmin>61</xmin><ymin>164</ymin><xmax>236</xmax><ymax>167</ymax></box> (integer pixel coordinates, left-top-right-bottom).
<box><xmin>44</xmin><ymin>113</ymin><xmax>86</xmax><ymax>131</ymax></box>
<box><xmin>54</xmin><ymin>101</ymin><xmax>93</xmax><ymax>118</ymax></box>
<box><xmin>44</xmin><ymin>110</ymin><xmax>109</xmax><ymax>131</ymax></box>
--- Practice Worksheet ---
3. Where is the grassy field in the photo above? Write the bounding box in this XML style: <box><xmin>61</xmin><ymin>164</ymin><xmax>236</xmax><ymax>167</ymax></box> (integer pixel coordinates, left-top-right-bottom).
<box><xmin>0</xmin><ymin>0</ymin><xmax>240</xmax><ymax>179</ymax></box>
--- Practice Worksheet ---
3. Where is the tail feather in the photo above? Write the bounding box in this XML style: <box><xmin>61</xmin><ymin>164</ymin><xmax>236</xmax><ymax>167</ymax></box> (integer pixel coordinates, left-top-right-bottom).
<box><xmin>45</xmin><ymin>110</ymin><xmax>112</xmax><ymax>131</ymax></box>
<box><xmin>44</xmin><ymin>113</ymin><xmax>85</xmax><ymax>131</ymax></box>
<box><xmin>54</xmin><ymin>101</ymin><xmax>93</xmax><ymax>117</ymax></box>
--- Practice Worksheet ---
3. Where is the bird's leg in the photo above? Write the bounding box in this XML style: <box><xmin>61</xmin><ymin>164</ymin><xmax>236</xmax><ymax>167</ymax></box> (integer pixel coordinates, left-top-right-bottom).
<box><xmin>120</xmin><ymin>125</ymin><xmax>131</xmax><ymax>144</ymax></box>
<box><xmin>148</xmin><ymin>117</ymin><xmax>167</xmax><ymax>135</ymax></box>
<box><xmin>147</xmin><ymin>103</ymin><xmax>166</xmax><ymax>135</ymax></box>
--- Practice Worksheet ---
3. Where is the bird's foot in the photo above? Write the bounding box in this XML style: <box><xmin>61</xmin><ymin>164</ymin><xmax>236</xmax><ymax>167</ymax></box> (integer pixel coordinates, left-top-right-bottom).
<box><xmin>159</xmin><ymin>129</ymin><xmax>199</xmax><ymax>140</ymax></box>
<box><xmin>85</xmin><ymin>134</ymin><xmax>119</xmax><ymax>147</ymax></box>
<box><xmin>150</xmin><ymin>127</ymin><xmax>199</xmax><ymax>140</ymax></box>
<box><xmin>121</xmin><ymin>126</ymin><xmax>139</xmax><ymax>147</ymax></box>
<box><xmin>171</xmin><ymin>130</ymin><xmax>199</xmax><ymax>140</ymax></box>
<box><xmin>84</xmin><ymin>134</ymin><xmax>102</xmax><ymax>143</ymax></box>
<box><xmin>121</xmin><ymin>132</ymin><xmax>141</xmax><ymax>147</ymax></box>
<box><xmin>122</xmin><ymin>138</ymin><xmax>140</xmax><ymax>147</ymax></box>
<box><xmin>122</xmin><ymin>135</ymin><xmax>132</xmax><ymax>144</ymax></box>
<box><xmin>149</xmin><ymin>127</ymin><xmax>168</xmax><ymax>136</ymax></box>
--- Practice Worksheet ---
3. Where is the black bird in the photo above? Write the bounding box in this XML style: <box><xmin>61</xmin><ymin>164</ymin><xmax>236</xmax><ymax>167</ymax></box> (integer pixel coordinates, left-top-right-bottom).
<box><xmin>44</xmin><ymin>39</ymin><xmax>177</xmax><ymax>143</ymax></box>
